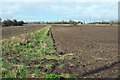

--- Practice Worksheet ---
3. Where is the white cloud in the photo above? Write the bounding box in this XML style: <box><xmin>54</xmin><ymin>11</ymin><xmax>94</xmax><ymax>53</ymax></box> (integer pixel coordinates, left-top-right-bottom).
<box><xmin>0</xmin><ymin>2</ymin><xmax>118</xmax><ymax>22</ymax></box>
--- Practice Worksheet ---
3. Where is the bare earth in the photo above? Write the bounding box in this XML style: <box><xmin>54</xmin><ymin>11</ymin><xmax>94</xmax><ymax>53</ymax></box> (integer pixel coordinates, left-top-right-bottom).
<box><xmin>2</xmin><ymin>24</ymin><xmax>48</xmax><ymax>39</ymax></box>
<box><xmin>51</xmin><ymin>25</ymin><xmax>119</xmax><ymax>78</ymax></box>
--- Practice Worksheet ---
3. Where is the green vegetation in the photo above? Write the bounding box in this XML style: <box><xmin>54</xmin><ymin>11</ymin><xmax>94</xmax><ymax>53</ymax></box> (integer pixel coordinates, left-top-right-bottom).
<box><xmin>46</xmin><ymin>73</ymin><xmax>60</xmax><ymax>80</ymax></box>
<box><xmin>2</xmin><ymin>26</ymin><xmax>62</xmax><ymax>78</ymax></box>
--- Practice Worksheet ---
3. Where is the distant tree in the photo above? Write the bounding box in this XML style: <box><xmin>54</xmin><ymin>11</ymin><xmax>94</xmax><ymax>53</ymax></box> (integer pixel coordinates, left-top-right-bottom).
<box><xmin>78</xmin><ymin>21</ymin><xmax>83</xmax><ymax>24</ymax></box>
<box><xmin>46</xmin><ymin>22</ymin><xmax>49</xmax><ymax>24</ymax></box>
<box><xmin>118</xmin><ymin>22</ymin><xmax>120</xmax><ymax>25</ymax></box>
<box><xmin>2</xmin><ymin>19</ymin><xmax>24</xmax><ymax>27</ymax></box>
<box><xmin>2</xmin><ymin>19</ymin><xmax>13</xmax><ymax>26</ymax></box>
<box><xmin>37</xmin><ymin>22</ymin><xmax>41</xmax><ymax>24</ymax></box>
<box><xmin>69</xmin><ymin>20</ymin><xmax>73</xmax><ymax>24</ymax></box>
<box><xmin>0</xmin><ymin>17</ymin><xmax>2</xmax><ymax>26</ymax></box>
<box><xmin>13</xmin><ymin>19</ymin><xmax>18</xmax><ymax>26</ymax></box>
<box><xmin>17</xmin><ymin>21</ymin><xmax>24</xmax><ymax>26</ymax></box>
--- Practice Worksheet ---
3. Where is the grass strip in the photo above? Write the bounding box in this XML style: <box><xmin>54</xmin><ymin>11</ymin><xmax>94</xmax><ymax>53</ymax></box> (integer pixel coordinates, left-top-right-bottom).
<box><xmin>2</xmin><ymin>26</ymin><xmax>63</xmax><ymax>78</ymax></box>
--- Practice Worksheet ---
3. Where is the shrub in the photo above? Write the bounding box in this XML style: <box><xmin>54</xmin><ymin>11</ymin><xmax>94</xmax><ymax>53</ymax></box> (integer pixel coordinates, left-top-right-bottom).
<box><xmin>2</xmin><ymin>19</ymin><xmax>24</xmax><ymax>27</ymax></box>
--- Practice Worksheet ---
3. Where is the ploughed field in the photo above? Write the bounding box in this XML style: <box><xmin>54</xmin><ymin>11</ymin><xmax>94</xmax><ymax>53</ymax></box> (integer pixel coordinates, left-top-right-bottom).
<box><xmin>51</xmin><ymin>25</ymin><xmax>119</xmax><ymax>78</ymax></box>
<box><xmin>2</xmin><ymin>24</ymin><xmax>48</xmax><ymax>39</ymax></box>
<box><xmin>2</xmin><ymin>24</ymin><xmax>119</xmax><ymax>78</ymax></box>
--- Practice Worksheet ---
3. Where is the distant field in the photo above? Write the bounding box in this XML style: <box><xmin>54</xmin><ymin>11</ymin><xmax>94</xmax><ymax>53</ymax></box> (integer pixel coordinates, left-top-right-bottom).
<box><xmin>2</xmin><ymin>24</ymin><xmax>48</xmax><ymax>39</ymax></box>
<box><xmin>2</xmin><ymin>24</ymin><xmax>118</xmax><ymax>39</ymax></box>
<box><xmin>2</xmin><ymin>24</ymin><xmax>73</xmax><ymax>39</ymax></box>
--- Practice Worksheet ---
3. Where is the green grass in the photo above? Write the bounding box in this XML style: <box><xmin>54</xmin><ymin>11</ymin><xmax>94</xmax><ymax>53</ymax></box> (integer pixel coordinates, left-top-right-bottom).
<box><xmin>2</xmin><ymin>26</ymin><xmax>62</xmax><ymax>78</ymax></box>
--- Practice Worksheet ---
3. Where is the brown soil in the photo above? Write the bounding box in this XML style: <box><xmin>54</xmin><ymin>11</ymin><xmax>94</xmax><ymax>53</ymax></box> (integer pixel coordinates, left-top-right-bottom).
<box><xmin>51</xmin><ymin>25</ymin><xmax>119</xmax><ymax>78</ymax></box>
<box><xmin>2</xmin><ymin>24</ymin><xmax>48</xmax><ymax>39</ymax></box>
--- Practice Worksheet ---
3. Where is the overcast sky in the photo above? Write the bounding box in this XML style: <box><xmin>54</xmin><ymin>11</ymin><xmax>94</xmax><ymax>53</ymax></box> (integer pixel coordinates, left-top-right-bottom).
<box><xmin>0</xmin><ymin>0</ymin><xmax>119</xmax><ymax>22</ymax></box>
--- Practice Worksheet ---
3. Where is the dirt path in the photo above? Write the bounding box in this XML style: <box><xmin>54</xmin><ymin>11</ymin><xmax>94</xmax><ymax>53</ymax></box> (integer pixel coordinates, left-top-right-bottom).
<box><xmin>51</xmin><ymin>26</ymin><xmax>119</xmax><ymax>78</ymax></box>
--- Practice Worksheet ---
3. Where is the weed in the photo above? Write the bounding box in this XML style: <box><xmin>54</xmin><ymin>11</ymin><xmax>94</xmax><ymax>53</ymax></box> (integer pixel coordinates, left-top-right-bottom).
<box><xmin>46</xmin><ymin>64</ymin><xmax>52</xmax><ymax>69</ymax></box>
<box><xmin>46</xmin><ymin>73</ymin><xmax>60</xmax><ymax>80</ymax></box>
<box><xmin>61</xmin><ymin>73</ymin><xmax>76</xmax><ymax>78</ymax></box>
<box><xmin>33</xmin><ymin>69</ymin><xmax>40</xmax><ymax>75</ymax></box>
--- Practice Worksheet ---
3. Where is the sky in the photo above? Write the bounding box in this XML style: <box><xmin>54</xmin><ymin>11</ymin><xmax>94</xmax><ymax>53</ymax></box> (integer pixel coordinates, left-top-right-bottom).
<box><xmin>0</xmin><ymin>0</ymin><xmax>119</xmax><ymax>23</ymax></box>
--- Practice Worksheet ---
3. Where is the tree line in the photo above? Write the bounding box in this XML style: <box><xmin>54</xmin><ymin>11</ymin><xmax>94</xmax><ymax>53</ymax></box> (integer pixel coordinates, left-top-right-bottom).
<box><xmin>1</xmin><ymin>19</ymin><xmax>83</xmax><ymax>27</ymax></box>
<box><xmin>88</xmin><ymin>21</ymin><xmax>119</xmax><ymax>25</ymax></box>
<box><xmin>2</xmin><ymin>19</ymin><xmax>118</xmax><ymax>27</ymax></box>
<box><xmin>2</xmin><ymin>19</ymin><xmax>24</xmax><ymax>27</ymax></box>
<box><xmin>25</xmin><ymin>20</ymin><xmax>83</xmax><ymax>25</ymax></box>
